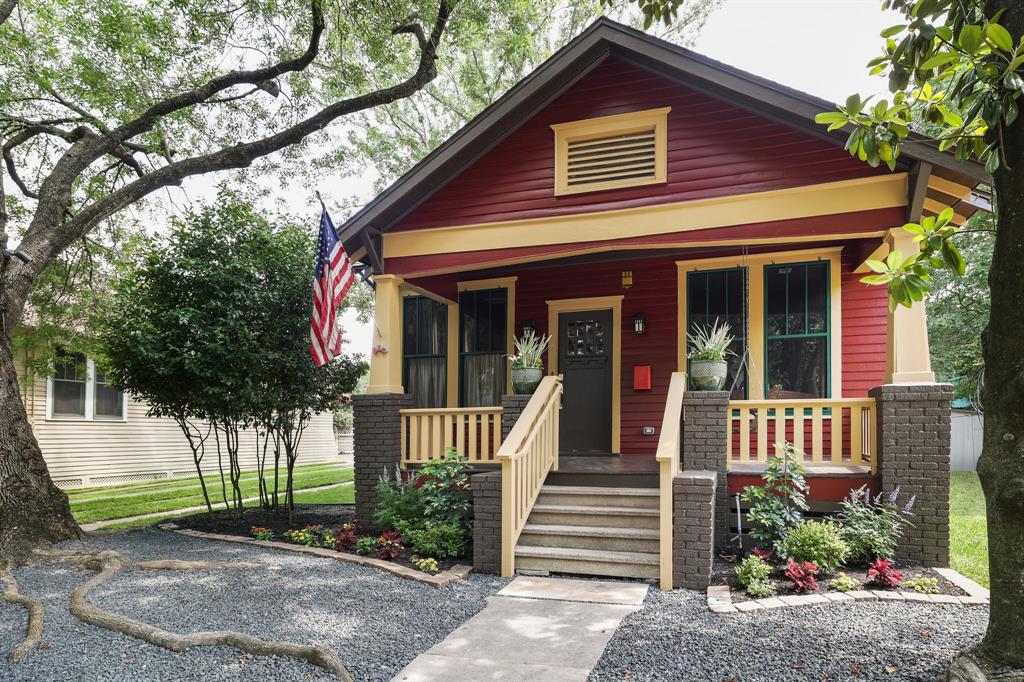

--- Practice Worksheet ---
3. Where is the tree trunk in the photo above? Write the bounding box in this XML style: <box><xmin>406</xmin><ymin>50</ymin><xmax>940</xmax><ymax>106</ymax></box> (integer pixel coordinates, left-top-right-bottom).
<box><xmin>0</xmin><ymin>334</ymin><xmax>80</xmax><ymax>563</ymax></box>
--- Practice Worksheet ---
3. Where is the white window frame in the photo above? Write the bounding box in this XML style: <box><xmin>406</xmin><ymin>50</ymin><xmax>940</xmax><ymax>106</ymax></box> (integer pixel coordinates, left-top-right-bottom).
<box><xmin>46</xmin><ymin>357</ymin><xmax>128</xmax><ymax>422</ymax></box>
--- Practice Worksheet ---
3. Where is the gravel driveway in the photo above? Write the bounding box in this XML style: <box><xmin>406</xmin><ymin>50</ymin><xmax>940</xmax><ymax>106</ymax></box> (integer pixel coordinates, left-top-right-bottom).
<box><xmin>0</xmin><ymin>530</ymin><xmax>507</xmax><ymax>682</ymax></box>
<box><xmin>590</xmin><ymin>587</ymin><xmax>988</xmax><ymax>682</ymax></box>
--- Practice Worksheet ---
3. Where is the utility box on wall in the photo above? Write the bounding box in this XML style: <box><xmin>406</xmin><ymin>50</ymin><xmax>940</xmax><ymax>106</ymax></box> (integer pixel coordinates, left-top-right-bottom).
<box><xmin>633</xmin><ymin>364</ymin><xmax>652</xmax><ymax>391</ymax></box>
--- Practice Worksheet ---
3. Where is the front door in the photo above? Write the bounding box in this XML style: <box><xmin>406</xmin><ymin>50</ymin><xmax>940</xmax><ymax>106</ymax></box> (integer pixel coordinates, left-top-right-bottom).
<box><xmin>558</xmin><ymin>309</ymin><xmax>613</xmax><ymax>455</ymax></box>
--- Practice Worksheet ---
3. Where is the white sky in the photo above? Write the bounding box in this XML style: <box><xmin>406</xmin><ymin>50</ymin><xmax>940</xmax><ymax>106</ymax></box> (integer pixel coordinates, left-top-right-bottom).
<box><xmin>181</xmin><ymin>0</ymin><xmax>903</xmax><ymax>359</ymax></box>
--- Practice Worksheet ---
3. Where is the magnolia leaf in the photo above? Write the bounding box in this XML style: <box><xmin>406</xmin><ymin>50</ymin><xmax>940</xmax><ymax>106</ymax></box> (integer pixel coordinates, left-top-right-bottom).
<box><xmin>986</xmin><ymin>23</ymin><xmax>1013</xmax><ymax>52</ymax></box>
<box><xmin>880</xmin><ymin>24</ymin><xmax>906</xmax><ymax>38</ymax></box>
<box><xmin>886</xmin><ymin>249</ymin><xmax>904</xmax><ymax>269</ymax></box>
<box><xmin>937</xmin><ymin>206</ymin><xmax>955</xmax><ymax>225</ymax></box>
<box><xmin>861</xmin><ymin>274</ymin><xmax>891</xmax><ymax>286</ymax></box>
<box><xmin>986</xmin><ymin>151</ymin><xmax>1001</xmax><ymax>174</ymax></box>
<box><xmin>815</xmin><ymin>112</ymin><xmax>848</xmax><ymax>124</ymax></box>
<box><xmin>958</xmin><ymin>25</ymin><xmax>984</xmax><ymax>53</ymax></box>
<box><xmin>865</xmin><ymin>259</ymin><xmax>889</xmax><ymax>274</ymax></box>
<box><xmin>919</xmin><ymin>52</ymin><xmax>956</xmax><ymax>70</ymax></box>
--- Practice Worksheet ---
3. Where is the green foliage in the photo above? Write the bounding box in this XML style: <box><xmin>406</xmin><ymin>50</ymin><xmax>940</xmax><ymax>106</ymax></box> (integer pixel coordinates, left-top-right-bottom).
<box><xmin>284</xmin><ymin>525</ymin><xmax>336</xmax><ymax>548</ymax></box>
<box><xmin>687</xmin><ymin>319</ymin><xmax>734</xmax><ymax>362</ymax></box>
<box><xmin>740</xmin><ymin>443</ymin><xmax>809</xmax><ymax>553</ymax></box>
<box><xmin>510</xmin><ymin>329</ymin><xmax>551</xmax><ymax>369</ymax></box>
<box><xmin>904</xmin><ymin>574</ymin><xmax>940</xmax><ymax>594</ymax></box>
<box><xmin>835</xmin><ymin>486</ymin><xmax>915</xmax><ymax>563</ymax></box>
<box><xmin>397</xmin><ymin>519</ymin><xmax>466</xmax><ymax>559</ymax></box>
<box><xmin>375</xmin><ymin>466</ymin><xmax>427</xmax><ymax>530</ymax></box>
<box><xmin>829</xmin><ymin>572</ymin><xmax>860</xmax><ymax>593</ymax></box>
<box><xmin>412</xmin><ymin>556</ymin><xmax>439</xmax><ymax>573</ymax></box>
<box><xmin>418</xmin><ymin>448</ymin><xmax>471</xmax><ymax>524</ymax></box>
<box><xmin>250</xmin><ymin>526</ymin><xmax>274</xmax><ymax>541</ymax></box>
<box><xmin>745</xmin><ymin>579</ymin><xmax>776</xmax><ymax>598</ymax></box>
<box><xmin>355</xmin><ymin>536</ymin><xmax>379</xmax><ymax>557</ymax></box>
<box><xmin>780</xmin><ymin>520</ymin><xmax>851</xmax><ymax>573</ymax></box>
<box><xmin>736</xmin><ymin>554</ymin><xmax>772</xmax><ymax>589</ymax></box>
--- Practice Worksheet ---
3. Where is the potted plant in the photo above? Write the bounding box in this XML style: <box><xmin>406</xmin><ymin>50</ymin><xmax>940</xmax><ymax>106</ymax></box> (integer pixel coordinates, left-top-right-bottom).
<box><xmin>509</xmin><ymin>328</ymin><xmax>551</xmax><ymax>394</ymax></box>
<box><xmin>688</xmin><ymin>319</ymin><xmax>734</xmax><ymax>391</ymax></box>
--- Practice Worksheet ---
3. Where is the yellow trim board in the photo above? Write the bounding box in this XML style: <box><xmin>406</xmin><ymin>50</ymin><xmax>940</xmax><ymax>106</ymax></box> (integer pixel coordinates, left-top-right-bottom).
<box><xmin>552</xmin><ymin>107</ymin><xmax>670</xmax><ymax>196</ymax></box>
<box><xmin>384</xmin><ymin>174</ymin><xmax>907</xmax><ymax>259</ymax></box>
<box><xmin>546</xmin><ymin>295</ymin><xmax>623</xmax><ymax>454</ymax></box>
<box><xmin>676</xmin><ymin>247</ymin><xmax>843</xmax><ymax>400</ymax></box>
<box><xmin>457</xmin><ymin>276</ymin><xmax>517</xmax><ymax>400</ymax></box>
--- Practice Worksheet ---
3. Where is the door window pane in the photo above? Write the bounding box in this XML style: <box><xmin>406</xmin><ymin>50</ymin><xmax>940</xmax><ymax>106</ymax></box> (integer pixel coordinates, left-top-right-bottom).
<box><xmin>764</xmin><ymin>262</ymin><xmax>830</xmax><ymax>398</ymax></box>
<box><xmin>52</xmin><ymin>351</ymin><xmax>86</xmax><ymax>417</ymax></box>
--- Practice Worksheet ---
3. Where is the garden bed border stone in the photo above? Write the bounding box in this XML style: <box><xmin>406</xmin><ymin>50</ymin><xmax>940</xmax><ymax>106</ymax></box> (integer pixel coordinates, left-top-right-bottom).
<box><xmin>158</xmin><ymin>523</ymin><xmax>472</xmax><ymax>588</ymax></box>
<box><xmin>705</xmin><ymin>567</ymin><xmax>989</xmax><ymax>613</ymax></box>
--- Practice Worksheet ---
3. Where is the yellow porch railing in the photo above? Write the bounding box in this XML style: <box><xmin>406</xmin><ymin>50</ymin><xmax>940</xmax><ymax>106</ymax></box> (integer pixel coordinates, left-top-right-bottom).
<box><xmin>498</xmin><ymin>375</ymin><xmax>563</xmax><ymax>576</ymax></box>
<box><xmin>728</xmin><ymin>398</ymin><xmax>877</xmax><ymax>472</ymax></box>
<box><xmin>399</xmin><ymin>407</ymin><xmax>503</xmax><ymax>466</ymax></box>
<box><xmin>655</xmin><ymin>372</ymin><xmax>687</xmax><ymax>590</ymax></box>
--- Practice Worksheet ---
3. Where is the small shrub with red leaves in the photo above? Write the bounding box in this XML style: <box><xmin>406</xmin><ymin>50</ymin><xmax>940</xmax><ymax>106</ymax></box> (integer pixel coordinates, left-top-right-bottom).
<box><xmin>335</xmin><ymin>522</ymin><xmax>358</xmax><ymax>552</ymax></box>
<box><xmin>866</xmin><ymin>558</ymin><xmax>904</xmax><ymax>588</ymax></box>
<box><xmin>752</xmin><ymin>547</ymin><xmax>775</xmax><ymax>561</ymax></box>
<box><xmin>376</xmin><ymin>530</ymin><xmax>404</xmax><ymax>560</ymax></box>
<box><xmin>784</xmin><ymin>559</ymin><xmax>819</xmax><ymax>592</ymax></box>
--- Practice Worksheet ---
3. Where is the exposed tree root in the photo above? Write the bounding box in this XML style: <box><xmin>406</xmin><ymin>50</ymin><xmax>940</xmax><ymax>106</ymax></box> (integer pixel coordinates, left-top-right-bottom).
<box><xmin>21</xmin><ymin>549</ymin><xmax>354</xmax><ymax>680</ymax></box>
<box><xmin>941</xmin><ymin>649</ymin><xmax>1024</xmax><ymax>682</ymax></box>
<box><xmin>0</xmin><ymin>567</ymin><xmax>44</xmax><ymax>661</ymax></box>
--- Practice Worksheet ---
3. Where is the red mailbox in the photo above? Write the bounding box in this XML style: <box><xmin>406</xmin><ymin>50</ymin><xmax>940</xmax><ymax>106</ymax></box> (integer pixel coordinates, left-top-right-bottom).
<box><xmin>633</xmin><ymin>364</ymin><xmax>652</xmax><ymax>391</ymax></box>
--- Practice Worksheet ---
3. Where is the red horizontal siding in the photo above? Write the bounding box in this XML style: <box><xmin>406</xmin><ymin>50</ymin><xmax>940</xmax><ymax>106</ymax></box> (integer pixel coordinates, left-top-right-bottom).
<box><xmin>841</xmin><ymin>249</ymin><xmax>889</xmax><ymax>396</ymax></box>
<box><xmin>393</xmin><ymin>57</ymin><xmax>886</xmax><ymax>232</ymax></box>
<box><xmin>728</xmin><ymin>473</ymin><xmax>877</xmax><ymax>502</ymax></box>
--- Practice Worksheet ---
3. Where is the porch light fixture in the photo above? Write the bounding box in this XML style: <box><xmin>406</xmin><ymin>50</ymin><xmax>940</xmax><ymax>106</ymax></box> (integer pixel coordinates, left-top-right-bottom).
<box><xmin>633</xmin><ymin>312</ymin><xmax>646</xmax><ymax>335</ymax></box>
<box><xmin>521</xmin><ymin>320</ymin><xmax>536</xmax><ymax>336</ymax></box>
<box><xmin>621</xmin><ymin>270</ymin><xmax>633</xmax><ymax>289</ymax></box>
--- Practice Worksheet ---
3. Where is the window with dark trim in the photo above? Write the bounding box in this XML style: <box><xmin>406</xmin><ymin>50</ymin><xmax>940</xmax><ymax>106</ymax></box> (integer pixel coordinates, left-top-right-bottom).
<box><xmin>52</xmin><ymin>350</ymin><xmax>87</xmax><ymax>417</ymax></box>
<box><xmin>765</xmin><ymin>261</ymin><xmax>830</xmax><ymax>399</ymax></box>
<box><xmin>687</xmin><ymin>268</ymin><xmax>747</xmax><ymax>398</ymax></box>
<box><xmin>459</xmin><ymin>288</ymin><xmax>507</xmax><ymax>407</ymax></box>
<box><xmin>402</xmin><ymin>297</ymin><xmax>447</xmax><ymax>408</ymax></box>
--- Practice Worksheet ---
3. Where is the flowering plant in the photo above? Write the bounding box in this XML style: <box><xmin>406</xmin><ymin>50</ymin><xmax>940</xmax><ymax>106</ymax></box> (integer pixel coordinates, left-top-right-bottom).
<box><xmin>784</xmin><ymin>559</ymin><xmax>819</xmax><ymax>592</ymax></box>
<box><xmin>412</xmin><ymin>556</ymin><xmax>439</xmax><ymax>573</ymax></box>
<box><xmin>376</xmin><ymin>530</ymin><xmax>404</xmax><ymax>560</ymax></box>
<box><xmin>336</xmin><ymin>522</ymin><xmax>359</xmax><ymax>552</ymax></box>
<box><xmin>867</xmin><ymin>558</ymin><xmax>904</xmax><ymax>588</ymax></box>
<box><xmin>250</xmin><ymin>526</ymin><xmax>273</xmax><ymax>541</ymax></box>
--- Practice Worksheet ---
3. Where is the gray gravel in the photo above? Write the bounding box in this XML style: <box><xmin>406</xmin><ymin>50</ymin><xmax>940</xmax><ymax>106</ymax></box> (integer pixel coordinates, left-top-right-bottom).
<box><xmin>0</xmin><ymin>529</ymin><xmax>508</xmax><ymax>682</ymax></box>
<box><xmin>590</xmin><ymin>587</ymin><xmax>988</xmax><ymax>682</ymax></box>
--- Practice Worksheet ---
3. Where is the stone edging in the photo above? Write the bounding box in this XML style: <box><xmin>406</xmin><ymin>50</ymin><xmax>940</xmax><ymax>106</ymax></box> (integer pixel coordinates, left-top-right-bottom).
<box><xmin>707</xmin><ymin>567</ymin><xmax>990</xmax><ymax>614</ymax></box>
<box><xmin>158</xmin><ymin>523</ymin><xmax>472</xmax><ymax>589</ymax></box>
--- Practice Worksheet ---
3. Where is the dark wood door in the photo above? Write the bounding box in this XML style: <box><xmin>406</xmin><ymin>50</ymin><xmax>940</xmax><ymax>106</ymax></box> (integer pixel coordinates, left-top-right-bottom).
<box><xmin>558</xmin><ymin>309</ymin><xmax>613</xmax><ymax>455</ymax></box>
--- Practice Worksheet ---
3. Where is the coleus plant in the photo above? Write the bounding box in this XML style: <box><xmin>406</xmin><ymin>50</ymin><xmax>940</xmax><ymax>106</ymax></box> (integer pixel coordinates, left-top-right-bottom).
<box><xmin>335</xmin><ymin>522</ymin><xmax>359</xmax><ymax>552</ymax></box>
<box><xmin>784</xmin><ymin>559</ymin><xmax>820</xmax><ymax>592</ymax></box>
<box><xmin>867</xmin><ymin>558</ymin><xmax>905</xmax><ymax>588</ymax></box>
<box><xmin>376</xmin><ymin>530</ymin><xmax>404</xmax><ymax>560</ymax></box>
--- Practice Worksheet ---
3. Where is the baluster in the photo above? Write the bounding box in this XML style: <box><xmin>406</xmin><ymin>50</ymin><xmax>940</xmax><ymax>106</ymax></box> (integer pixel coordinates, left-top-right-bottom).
<box><xmin>774</xmin><ymin>406</ymin><xmax>786</xmax><ymax>457</ymax></box>
<box><xmin>409</xmin><ymin>415</ymin><xmax>419</xmax><ymax>463</ymax></box>
<box><xmin>756</xmin><ymin>408</ymin><xmax>768</xmax><ymax>462</ymax></box>
<box><xmin>442</xmin><ymin>414</ymin><xmax>452</xmax><ymax>453</ymax></box>
<box><xmin>849</xmin><ymin>405</ymin><xmax>863</xmax><ymax>467</ymax></box>
<box><xmin>456</xmin><ymin>413</ymin><xmax>465</xmax><ymax>457</ymax></box>
<box><xmin>793</xmin><ymin>405</ymin><xmax>805</xmax><ymax>454</ymax></box>
<box><xmin>811</xmin><ymin>406</ymin><xmax>823</xmax><ymax>463</ymax></box>
<box><xmin>739</xmin><ymin>407</ymin><xmax>750</xmax><ymax>464</ymax></box>
<box><xmin>492</xmin><ymin>412</ymin><xmax>501</xmax><ymax>461</ymax></box>
<box><xmin>400</xmin><ymin>414</ymin><xmax>408</xmax><ymax>466</ymax></box>
<box><xmin>831</xmin><ymin>405</ymin><xmax>844</xmax><ymax>464</ymax></box>
<box><xmin>468</xmin><ymin>414</ymin><xmax>478</xmax><ymax>461</ymax></box>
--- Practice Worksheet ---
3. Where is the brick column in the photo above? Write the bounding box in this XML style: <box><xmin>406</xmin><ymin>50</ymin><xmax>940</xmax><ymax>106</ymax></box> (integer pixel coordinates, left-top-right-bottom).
<box><xmin>353</xmin><ymin>393</ymin><xmax>412</xmax><ymax>532</ymax></box>
<box><xmin>673</xmin><ymin>471</ymin><xmax>717</xmax><ymax>590</ymax></box>
<box><xmin>869</xmin><ymin>383</ymin><xmax>953</xmax><ymax>566</ymax></box>
<box><xmin>471</xmin><ymin>471</ymin><xmax>502</xmax><ymax>574</ymax></box>
<box><xmin>681</xmin><ymin>391</ymin><xmax>730</xmax><ymax>550</ymax></box>
<box><xmin>501</xmin><ymin>394</ymin><xmax>532</xmax><ymax>442</ymax></box>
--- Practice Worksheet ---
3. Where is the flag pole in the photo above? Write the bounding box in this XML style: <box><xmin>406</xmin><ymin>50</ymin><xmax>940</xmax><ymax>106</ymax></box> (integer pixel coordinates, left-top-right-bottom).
<box><xmin>315</xmin><ymin>190</ymin><xmax>326</xmax><ymax>212</ymax></box>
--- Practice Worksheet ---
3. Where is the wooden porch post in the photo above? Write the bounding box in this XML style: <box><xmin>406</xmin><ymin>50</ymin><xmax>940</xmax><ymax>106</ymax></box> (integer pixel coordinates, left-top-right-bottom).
<box><xmin>367</xmin><ymin>274</ymin><xmax>405</xmax><ymax>394</ymax></box>
<box><xmin>884</xmin><ymin>229</ymin><xmax>936</xmax><ymax>384</ymax></box>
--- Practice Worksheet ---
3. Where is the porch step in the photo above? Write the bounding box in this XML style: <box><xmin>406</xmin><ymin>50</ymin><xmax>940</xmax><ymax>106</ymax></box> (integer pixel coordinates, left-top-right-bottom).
<box><xmin>514</xmin><ymin>545</ymin><xmax>659</xmax><ymax>580</ymax></box>
<box><xmin>519</xmin><ymin>523</ymin><xmax>660</xmax><ymax>553</ymax></box>
<box><xmin>535</xmin><ymin>485</ymin><xmax>659</xmax><ymax>509</ymax></box>
<box><xmin>527</xmin><ymin>504</ymin><xmax>660</xmax><ymax>530</ymax></box>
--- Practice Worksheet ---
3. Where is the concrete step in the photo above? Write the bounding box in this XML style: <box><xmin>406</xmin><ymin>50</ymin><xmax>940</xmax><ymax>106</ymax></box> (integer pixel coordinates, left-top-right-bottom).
<box><xmin>514</xmin><ymin>545</ymin><xmax>659</xmax><ymax>580</ymax></box>
<box><xmin>536</xmin><ymin>485</ymin><xmax>659</xmax><ymax>509</ymax></box>
<box><xmin>519</xmin><ymin>523</ymin><xmax>660</xmax><ymax>553</ymax></box>
<box><xmin>527</xmin><ymin>504</ymin><xmax>660</xmax><ymax>529</ymax></box>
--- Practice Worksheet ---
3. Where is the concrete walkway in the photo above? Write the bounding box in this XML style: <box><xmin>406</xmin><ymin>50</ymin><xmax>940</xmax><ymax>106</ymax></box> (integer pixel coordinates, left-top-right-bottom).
<box><xmin>80</xmin><ymin>481</ymin><xmax>353</xmax><ymax>531</ymax></box>
<box><xmin>393</xmin><ymin>576</ymin><xmax>648</xmax><ymax>682</ymax></box>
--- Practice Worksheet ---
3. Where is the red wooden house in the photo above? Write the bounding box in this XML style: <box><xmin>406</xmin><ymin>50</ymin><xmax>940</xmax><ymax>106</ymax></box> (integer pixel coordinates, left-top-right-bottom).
<box><xmin>342</xmin><ymin>19</ymin><xmax>988</xmax><ymax>588</ymax></box>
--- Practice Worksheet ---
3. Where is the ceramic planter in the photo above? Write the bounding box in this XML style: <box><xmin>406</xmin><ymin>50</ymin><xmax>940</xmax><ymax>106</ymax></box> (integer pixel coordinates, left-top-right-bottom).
<box><xmin>511</xmin><ymin>366</ymin><xmax>544</xmax><ymax>394</ymax></box>
<box><xmin>690</xmin><ymin>359</ymin><xmax>728</xmax><ymax>391</ymax></box>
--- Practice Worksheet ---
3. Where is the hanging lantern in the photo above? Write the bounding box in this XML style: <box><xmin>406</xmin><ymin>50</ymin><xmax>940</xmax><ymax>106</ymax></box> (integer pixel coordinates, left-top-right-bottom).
<box><xmin>633</xmin><ymin>312</ymin><xmax>646</xmax><ymax>335</ymax></box>
<box><xmin>621</xmin><ymin>270</ymin><xmax>633</xmax><ymax>289</ymax></box>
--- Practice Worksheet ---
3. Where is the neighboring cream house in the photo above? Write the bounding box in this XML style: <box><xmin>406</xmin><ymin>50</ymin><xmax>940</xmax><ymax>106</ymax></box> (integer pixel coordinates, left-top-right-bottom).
<box><xmin>17</xmin><ymin>350</ymin><xmax>339</xmax><ymax>489</ymax></box>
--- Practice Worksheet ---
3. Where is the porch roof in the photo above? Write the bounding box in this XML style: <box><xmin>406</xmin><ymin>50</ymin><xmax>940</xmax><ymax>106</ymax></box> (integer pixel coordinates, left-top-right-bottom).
<box><xmin>338</xmin><ymin>17</ymin><xmax>989</xmax><ymax>255</ymax></box>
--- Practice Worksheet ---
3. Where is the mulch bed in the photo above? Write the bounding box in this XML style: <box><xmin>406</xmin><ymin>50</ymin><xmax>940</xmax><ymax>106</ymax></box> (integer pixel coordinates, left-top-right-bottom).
<box><xmin>172</xmin><ymin>503</ymin><xmax>471</xmax><ymax>573</ymax></box>
<box><xmin>712</xmin><ymin>555</ymin><xmax>968</xmax><ymax>598</ymax></box>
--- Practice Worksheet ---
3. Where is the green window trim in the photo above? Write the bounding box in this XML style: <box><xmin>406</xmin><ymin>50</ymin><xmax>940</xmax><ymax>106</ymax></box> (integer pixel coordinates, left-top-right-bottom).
<box><xmin>763</xmin><ymin>260</ymin><xmax>831</xmax><ymax>399</ymax></box>
<box><xmin>458</xmin><ymin>287</ymin><xmax>508</xmax><ymax>407</ymax></box>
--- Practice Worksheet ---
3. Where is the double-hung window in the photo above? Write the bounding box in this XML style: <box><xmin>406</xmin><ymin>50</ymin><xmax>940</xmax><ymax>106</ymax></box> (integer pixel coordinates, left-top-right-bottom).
<box><xmin>47</xmin><ymin>350</ymin><xmax>127</xmax><ymax>420</ymax></box>
<box><xmin>459</xmin><ymin>288</ymin><xmax>507</xmax><ymax>407</ymax></box>
<box><xmin>402</xmin><ymin>296</ymin><xmax>448</xmax><ymax>408</ymax></box>
<box><xmin>687</xmin><ymin>268</ymin><xmax>748</xmax><ymax>398</ymax></box>
<box><xmin>764</xmin><ymin>261</ymin><xmax>830</xmax><ymax>399</ymax></box>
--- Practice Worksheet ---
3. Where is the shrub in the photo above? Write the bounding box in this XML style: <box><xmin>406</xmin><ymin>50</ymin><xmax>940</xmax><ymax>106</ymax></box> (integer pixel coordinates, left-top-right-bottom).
<box><xmin>784</xmin><ymin>559</ymin><xmax>819</xmax><ymax>592</ymax></box>
<box><xmin>780</xmin><ymin>520</ymin><xmax>850</xmax><ymax>572</ymax></box>
<box><xmin>419</xmin><ymin>448</ymin><xmax>471</xmax><ymax>524</ymax></box>
<box><xmin>835</xmin><ymin>486</ymin><xmax>915</xmax><ymax>562</ymax></box>
<box><xmin>250</xmin><ymin>526</ymin><xmax>273</xmax><ymax>541</ymax></box>
<box><xmin>829</xmin><ymin>572</ymin><xmax>860</xmax><ymax>592</ymax></box>
<box><xmin>397</xmin><ymin>520</ymin><xmax>467</xmax><ymax>559</ymax></box>
<box><xmin>376</xmin><ymin>530</ymin><xmax>404</xmax><ymax>560</ymax></box>
<box><xmin>740</xmin><ymin>443</ymin><xmax>809</xmax><ymax>552</ymax></box>
<box><xmin>866</xmin><ymin>558</ymin><xmax>904</xmax><ymax>588</ymax></box>
<box><xmin>746</xmin><ymin>579</ymin><xmax>776</xmax><ymax>598</ymax></box>
<box><xmin>412</xmin><ymin>556</ymin><xmax>439</xmax><ymax>574</ymax></box>
<box><xmin>751</xmin><ymin>547</ymin><xmax>774</xmax><ymax>561</ymax></box>
<box><xmin>375</xmin><ymin>466</ymin><xmax>426</xmax><ymax>530</ymax></box>
<box><xmin>355</xmin><ymin>536</ymin><xmax>379</xmax><ymax>556</ymax></box>
<box><xmin>736</xmin><ymin>555</ymin><xmax>772</xmax><ymax>589</ymax></box>
<box><xmin>284</xmin><ymin>525</ymin><xmax>335</xmax><ymax>548</ymax></box>
<box><xmin>335</xmin><ymin>522</ymin><xmax>358</xmax><ymax>552</ymax></box>
<box><xmin>904</xmin><ymin>575</ymin><xmax>939</xmax><ymax>594</ymax></box>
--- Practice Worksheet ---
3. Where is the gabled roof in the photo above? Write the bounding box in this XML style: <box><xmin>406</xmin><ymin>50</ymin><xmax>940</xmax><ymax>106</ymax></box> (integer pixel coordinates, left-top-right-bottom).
<box><xmin>338</xmin><ymin>17</ymin><xmax>988</xmax><ymax>251</ymax></box>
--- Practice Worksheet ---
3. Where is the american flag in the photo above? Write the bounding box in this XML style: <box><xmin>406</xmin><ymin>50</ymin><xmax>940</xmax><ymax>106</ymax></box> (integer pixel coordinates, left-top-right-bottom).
<box><xmin>309</xmin><ymin>205</ymin><xmax>354</xmax><ymax>367</ymax></box>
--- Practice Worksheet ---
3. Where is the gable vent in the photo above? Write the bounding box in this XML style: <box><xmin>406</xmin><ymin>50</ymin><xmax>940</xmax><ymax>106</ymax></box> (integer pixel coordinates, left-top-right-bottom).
<box><xmin>552</xmin><ymin>107</ymin><xmax>670</xmax><ymax>196</ymax></box>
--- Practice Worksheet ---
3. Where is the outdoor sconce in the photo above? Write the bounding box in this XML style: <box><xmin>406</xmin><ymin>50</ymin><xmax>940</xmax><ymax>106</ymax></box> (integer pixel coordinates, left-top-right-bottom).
<box><xmin>633</xmin><ymin>312</ymin><xmax>646</xmax><ymax>335</ymax></box>
<box><xmin>621</xmin><ymin>270</ymin><xmax>633</xmax><ymax>289</ymax></box>
<box><xmin>521</xmin><ymin>320</ymin><xmax>536</xmax><ymax>336</ymax></box>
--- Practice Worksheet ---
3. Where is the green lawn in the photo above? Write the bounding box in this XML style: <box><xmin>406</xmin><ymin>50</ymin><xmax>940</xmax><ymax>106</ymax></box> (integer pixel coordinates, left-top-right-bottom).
<box><xmin>950</xmin><ymin>471</ymin><xmax>988</xmax><ymax>587</ymax></box>
<box><xmin>71</xmin><ymin>463</ymin><xmax>352</xmax><ymax>525</ymax></box>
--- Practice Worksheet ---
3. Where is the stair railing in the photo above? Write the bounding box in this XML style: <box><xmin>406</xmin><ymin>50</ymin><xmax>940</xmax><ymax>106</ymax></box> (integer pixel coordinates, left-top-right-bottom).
<box><xmin>497</xmin><ymin>375</ymin><xmax>563</xmax><ymax>576</ymax></box>
<box><xmin>655</xmin><ymin>371</ymin><xmax>687</xmax><ymax>590</ymax></box>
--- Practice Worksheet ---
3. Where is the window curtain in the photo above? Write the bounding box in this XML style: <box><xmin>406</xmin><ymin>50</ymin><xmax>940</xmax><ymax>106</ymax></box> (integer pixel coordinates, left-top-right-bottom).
<box><xmin>406</xmin><ymin>357</ymin><xmax>446</xmax><ymax>408</ymax></box>
<box><xmin>460</xmin><ymin>354</ymin><xmax>505</xmax><ymax>407</ymax></box>
<box><xmin>403</xmin><ymin>297</ymin><xmax>448</xmax><ymax>408</ymax></box>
